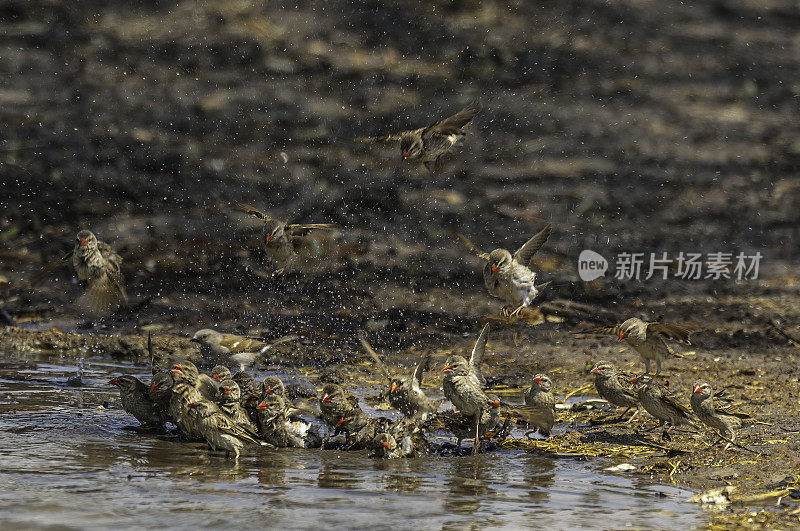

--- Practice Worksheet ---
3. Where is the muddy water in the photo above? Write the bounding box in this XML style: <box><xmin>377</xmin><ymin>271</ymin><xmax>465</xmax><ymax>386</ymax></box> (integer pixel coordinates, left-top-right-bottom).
<box><xmin>0</xmin><ymin>352</ymin><xmax>706</xmax><ymax>529</ymax></box>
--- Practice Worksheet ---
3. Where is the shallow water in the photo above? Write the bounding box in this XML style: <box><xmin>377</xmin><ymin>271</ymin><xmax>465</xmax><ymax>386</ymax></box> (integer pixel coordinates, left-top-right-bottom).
<box><xmin>0</xmin><ymin>352</ymin><xmax>706</xmax><ymax>529</ymax></box>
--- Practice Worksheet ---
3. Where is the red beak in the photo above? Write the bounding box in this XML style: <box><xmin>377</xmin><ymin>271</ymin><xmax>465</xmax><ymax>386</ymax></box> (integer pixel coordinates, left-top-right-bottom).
<box><xmin>534</xmin><ymin>376</ymin><xmax>541</xmax><ymax>384</ymax></box>
<box><xmin>693</xmin><ymin>385</ymin><xmax>702</xmax><ymax>394</ymax></box>
<box><xmin>389</xmin><ymin>382</ymin><xmax>399</xmax><ymax>394</ymax></box>
<box><xmin>491</xmin><ymin>399</ymin><xmax>500</xmax><ymax>408</ymax></box>
<box><xmin>490</xmin><ymin>264</ymin><xmax>500</xmax><ymax>275</ymax></box>
<box><xmin>79</xmin><ymin>238</ymin><xmax>87</xmax><ymax>247</ymax></box>
<box><xmin>256</xmin><ymin>400</ymin><xmax>268</xmax><ymax>410</ymax></box>
<box><xmin>442</xmin><ymin>364</ymin><xmax>452</xmax><ymax>374</ymax></box>
<box><xmin>150</xmin><ymin>381</ymin><xmax>159</xmax><ymax>392</ymax></box>
<box><xmin>402</xmin><ymin>150</ymin><xmax>410</xmax><ymax>160</ymax></box>
<box><xmin>336</xmin><ymin>416</ymin><xmax>345</xmax><ymax>427</ymax></box>
<box><xmin>590</xmin><ymin>367</ymin><xmax>601</xmax><ymax>375</ymax></box>
<box><xmin>321</xmin><ymin>393</ymin><xmax>331</xmax><ymax>403</ymax></box>
<box><xmin>629</xmin><ymin>375</ymin><xmax>638</xmax><ymax>383</ymax></box>
<box><xmin>618</xmin><ymin>331</ymin><xmax>627</xmax><ymax>341</ymax></box>
<box><xmin>381</xmin><ymin>441</ymin><xmax>392</xmax><ymax>450</ymax></box>
<box><xmin>265</xmin><ymin>234</ymin><xmax>274</xmax><ymax>244</ymax></box>
<box><xmin>213</xmin><ymin>374</ymin><xmax>221</xmax><ymax>382</ymax></box>
<box><xmin>108</xmin><ymin>377</ymin><xmax>119</xmax><ymax>386</ymax></box>
<box><xmin>223</xmin><ymin>387</ymin><xmax>231</xmax><ymax>396</ymax></box>
<box><xmin>265</xmin><ymin>387</ymin><xmax>272</xmax><ymax>395</ymax></box>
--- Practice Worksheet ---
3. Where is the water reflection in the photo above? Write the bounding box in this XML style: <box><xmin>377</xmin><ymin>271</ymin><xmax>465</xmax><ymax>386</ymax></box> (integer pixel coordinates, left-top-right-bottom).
<box><xmin>0</xmin><ymin>352</ymin><xmax>707</xmax><ymax>529</ymax></box>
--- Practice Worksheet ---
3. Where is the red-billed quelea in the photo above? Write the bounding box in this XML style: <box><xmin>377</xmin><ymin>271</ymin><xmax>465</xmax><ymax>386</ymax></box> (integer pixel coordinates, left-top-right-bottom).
<box><xmin>210</xmin><ymin>365</ymin><xmax>232</xmax><ymax>384</ymax></box>
<box><xmin>579</xmin><ymin>318</ymin><xmax>693</xmax><ymax>375</ymax></box>
<box><xmin>319</xmin><ymin>383</ymin><xmax>366</xmax><ymax>434</ymax></box>
<box><xmin>191</xmin><ymin>329</ymin><xmax>268</xmax><ymax>371</ymax></box>
<box><xmin>187</xmin><ymin>401</ymin><xmax>268</xmax><ymax>458</ymax></box>
<box><xmin>148</xmin><ymin>371</ymin><xmax>175</xmax><ymax>425</ymax></box>
<box><xmin>233</xmin><ymin>204</ymin><xmax>337</xmax><ymax>273</ymax></box>
<box><xmin>442</xmin><ymin>355</ymin><xmax>544</xmax><ymax>453</ymax></box>
<box><xmin>590</xmin><ymin>360</ymin><xmax>641</xmax><ymax>421</ymax></box>
<box><xmin>373</xmin><ymin>417</ymin><xmax>430</xmax><ymax>458</ymax></box>
<box><xmin>109</xmin><ymin>375</ymin><xmax>163</xmax><ymax>428</ymax></box>
<box><xmin>524</xmin><ymin>374</ymin><xmax>556</xmax><ymax>437</ymax></box>
<box><xmin>458</xmin><ymin>225</ymin><xmax>552</xmax><ymax>318</ymax></box>
<box><xmin>690</xmin><ymin>380</ymin><xmax>752</xmax><ymax>442</ymax></box>
<box><xmin>354</xmin><ymin>100</ymin><xmax>482</xmax><ymax>173</ymax></box>
<box><xmin>257</xmin><ymin>375</ymin><xmax>320</xmax><ymax>447</ymax></box>
<box><xmin>360</xmin><ymin>334</ymin><xmax>439</xmax><ymax>421</ymax></box>
<box><xmin>169</xmin><ymin>361</ymin><xmax>218</xmax><ymax>439</ymax></box>
<box><xmin>632</xmin><ymin>375</ymin><xmax>696</xmax><ymax>438</ymax></box>
<box><xmin>72</xmin><ymin>230</ymin><xmax>127</xmax><ymax>316</ymax></box>
<box><xmin>215</xmin><ymin>379</ymin><xmax>257</xmax><ymax>433</ymax></box>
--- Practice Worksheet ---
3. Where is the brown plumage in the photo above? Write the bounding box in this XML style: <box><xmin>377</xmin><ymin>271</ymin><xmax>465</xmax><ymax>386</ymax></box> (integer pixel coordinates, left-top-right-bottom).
<box><xmin>233</xmin><ymin>204</ymin><xmax>337</xmax><ymax>272</ymax></box>
<box><xmin>578</xmin><ymin>318</ymin><xmax>694</xmax><ymax>375</ymax></box>
<box><xmin>109</xmin><ymin>375</ymin><xmax>163</xmax><ymax>427</ymax></box>
<box><xmin>590</xmin><ymin>360</ymin><xmax>641</xmax><ymax>419</ymax></box>
<box><xmin>523</xmin><ymin>374</ymin><xmax>556</xmax><ymax>437</ymax></box>
<box><xmin>215</xmin><ymin>379</ymin><xmax>257</xmax><ymax>433</ymax></box>
<box><xmin>690</xmin><ymin>380</ymin><xmax>752</xmax><ymax>440</ymax></box>
<box><xmin>360</xmin><ymin>334</ymin><xmax>439</xmax><ymax>420</ymax></box>
<box><xmin>354</xmin><ymin>100</ymin><xmax>482</xmax><ymax>172</ymax></box>
<box><xmin>187</xmin><ymin>400</ymin><xmax>266</xmax><ymax>458</ymax></box>
<box><xmin>69</xmin><ymin>230</ymin><xmax>127</xmax><ymax>316</ymax></box>
<box><xmin>319</xmin><ymin>383</ymin><xmax>366</xmax><ymax>434</ymax></box>
<box><xmin>632</xmin><ymin>376</ymin><xmax>696</xmax><ymax>434</ymax></box>
<box><xmin>458</xmin><ymin>226</ymin><xmax>551</xmax><ymax>318</ymax></box>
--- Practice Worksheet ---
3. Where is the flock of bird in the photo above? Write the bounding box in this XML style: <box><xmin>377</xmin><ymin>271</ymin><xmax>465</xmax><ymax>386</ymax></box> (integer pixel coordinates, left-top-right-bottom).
<box><xmin>39</xmin><ymin>99</ymin><xmax>754</xmax><ymax>457</ymax></box>
<box><xmin>107</xmin><ymin>317</ymin><xmax>754</xmax><ymax>459</ymax></box>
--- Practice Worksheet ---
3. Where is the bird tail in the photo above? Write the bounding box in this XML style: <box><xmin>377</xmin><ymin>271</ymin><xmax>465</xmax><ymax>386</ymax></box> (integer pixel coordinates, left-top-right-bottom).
<box><xmin>77</xmin><ymin>277</ymin><xmax>124</xmax><ymax>317</ymax></box>
<box><xmin>456</xmin><ymin>233</ymin><xmax>489</xmax><ymax>260</ymax></box>
<box><xmin>534</xmin><ymin>281</ymin><xmax>552</xmax><ymax>292</ymax></box>
<box><xmin>353</xmin><ymin>133</ymin><xmax>404</xmax><ymax>143</ymax></box>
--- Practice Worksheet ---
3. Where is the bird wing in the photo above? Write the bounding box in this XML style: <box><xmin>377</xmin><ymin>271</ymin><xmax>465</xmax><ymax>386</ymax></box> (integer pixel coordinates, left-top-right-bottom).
<box><xmin>715</xmin><ymin>402</ymin><xmax>751</xmax><ymax>419</ymax></box>
<box><xmin>346</xmin><ymin>391</ymin><xmax>362</xmax><ymax>411</ymax></box>
<box><xmin>232</xmin><ymin>203</ymin><xmax>271</xmax><ymax>222</ymax></box>
<box><xmin>469</xmin><ymin>323</ymin><xmax>490</xmax><ymax>387</ymax></box>
<box><xmin>661</xmin><ymin>389</ymin><xmax>693</xmax><ymax>415</ymax></box>
<box><xmin>215</xmin><ymin>414</ymin><xmax>262</xmax><ymax>444</ymax></box>
<box><xmin>456</xmin><ymin>233</ymin><xmax>489</xmax><ymax>261</ymax></box>
<box><xmin>647</xmin><ymin>323</ymin><xmax>694</xmax><ymax>344</ymax></box>
<box><xmin>574</xmin><ymin>323</ymin><xmax>622</xmax><ymax>336</ymax></box>
<box><xmin>285</xmin><ymin>223</ymin><xmax>339</xmax><ymax>237</ymax></box>
<box><xmin>352</xmin><ymin>131</ymin><xmax>410</xmax><ymax>143</ymax></box>
<box><xmin>97</xmin><ymin>241</ymin><xmax>123</xmax><ymax>270</ymax></box>
<box><xmin>77</xmin><ymin>272</ymin><xmax>127</xmax><ymax>315</ymax></box>
<box><xmin>428</xmin><ymin>100</ymin><xmax>483</xmax><ymax>133</ymax></box>
<box><xmin>220</xmin><ymin>334</ymin><xmax>266</xmax><ymax>353</ymax></box>
<box><xmin>412</xmin><ymin>354</ymin><xmax>432</xmax><ymax>388</ymax></box>
<box><xmin>500</xmin><ymin>403</ymin><xmax>553</xmax><ymax>427</ymax></box>
<box><xmin>614</xmin><ymin>371</ymin><xmax>640</xmax><ymax>400</ymax></box>
<box><xmin>32</xmin><ymin>251</ymin><xmax>74</xmax><ymax>286</ymax></box>
<box><xmin>358</xmin><ymin>333</ymin><xmax>391</xmax><ymax>381</ymax></box>
<box><xmin>198</xmin><ymin>375</ymin><xmax>218</xmax><ymax>400</ymax></box>
<box><xmin>513</xmin><ymin>224</ymin><xmax>552</xmax><ymax>266</ymax></box>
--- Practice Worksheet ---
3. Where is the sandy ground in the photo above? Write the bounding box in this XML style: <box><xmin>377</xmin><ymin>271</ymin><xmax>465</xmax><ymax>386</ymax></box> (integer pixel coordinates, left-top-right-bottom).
<box><xmin>1</xmin><ymin>0</ymin><xmax>800</xmax><ymax>527</ymax></box>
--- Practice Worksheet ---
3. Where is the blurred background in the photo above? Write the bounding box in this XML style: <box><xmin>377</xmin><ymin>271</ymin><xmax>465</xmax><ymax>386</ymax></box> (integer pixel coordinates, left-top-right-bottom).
<box><xmin>1</xmin><ymin>0</ymin><xmax>799</xmax><ymax>348</ymax></box>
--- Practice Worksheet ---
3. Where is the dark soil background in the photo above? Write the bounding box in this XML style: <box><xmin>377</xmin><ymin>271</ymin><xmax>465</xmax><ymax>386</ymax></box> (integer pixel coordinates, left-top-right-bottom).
<box><xmin>1</xmin><ymin>0</ymin><xmax>800</xmax><ymax>521</ymax></box>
